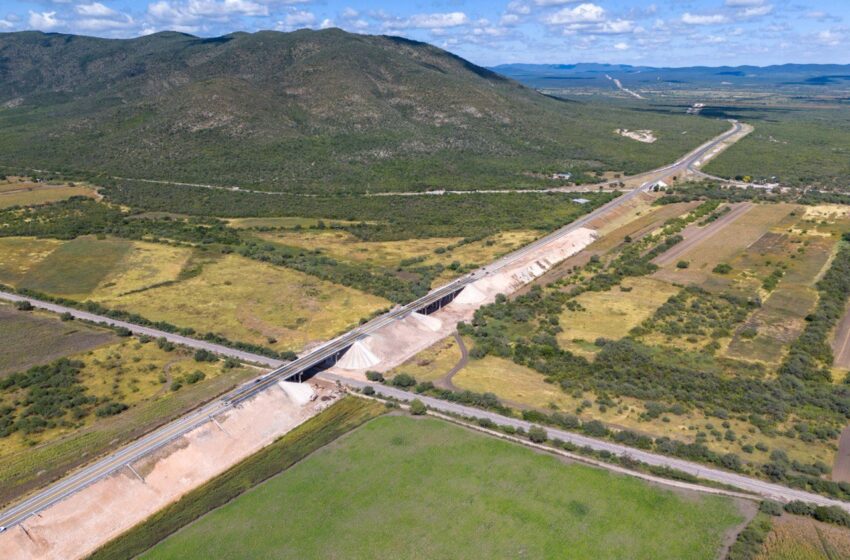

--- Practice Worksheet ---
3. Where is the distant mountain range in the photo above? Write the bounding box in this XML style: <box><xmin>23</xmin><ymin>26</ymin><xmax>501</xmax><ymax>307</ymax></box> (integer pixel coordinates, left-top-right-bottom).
<box><xmin>490</xmin><ymin>63</ymin><xmax>850</xmax><ymax>90</ymax></box>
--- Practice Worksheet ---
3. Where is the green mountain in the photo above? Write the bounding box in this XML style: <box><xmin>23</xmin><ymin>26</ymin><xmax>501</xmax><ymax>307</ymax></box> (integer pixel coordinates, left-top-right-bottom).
<box><xmin>0</xmin><ymin>29</ymin><xmax>724</xmax><ymax>193</ymax></box>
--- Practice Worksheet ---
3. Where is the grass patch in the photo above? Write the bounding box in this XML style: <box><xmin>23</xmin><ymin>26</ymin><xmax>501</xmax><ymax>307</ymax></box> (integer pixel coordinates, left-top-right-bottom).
<box><xmin>19</xmin><ymin>235</ymin><xmax>132</xmax><ymax>298</ymax></box>
<box><xmin>95</xmin><ymin>253</ymin><xmax>389</xmax><ymax>352</ymax></box>
<box><xmin>557</xmin><ymin>277</ymin><xmax>678</xmax><ymax>345</ymax></box>
<box><xmin>387</xmin><ymin>335</ymin><xmax>462</xmax><ymax>383</ymax></box>
<box><xmin>0</xmin><ymin>179</ymin><xmax>97</xmax><ymax>209</ymax></box>
<box><xmin>88</xmin><ymin>241</ymin><xmax>193</xmax><ymax>299</ymax></box>
<box><xmin>0</xmin><ymin>303</ymin><xmax>114</xmax><ymax>376</ymax></box>
<box><xmin>141</xmin><ymin>415</ymin><xmax>743</xmax><ymax>560</ymax></box>
<box><xmin>89</xmin><ymin>397</ymin><xmax>385</xmax><ymax>560</ymax></box>
<box><xmin>0</xmin><ymin>236</ymin><xmax>64</xmax><ymax>285</ymax></box>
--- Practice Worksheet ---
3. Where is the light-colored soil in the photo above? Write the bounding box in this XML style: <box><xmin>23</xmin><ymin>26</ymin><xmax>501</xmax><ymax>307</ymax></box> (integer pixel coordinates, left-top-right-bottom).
<box><xmin>616</xmin><ymin>129</ymin><xmax>657</xmax><ymax>143</ymax></box>
<box><xmin>0</xmin><ymin>381</ymin><xmax>339</xmax><ymax>560</ymax></box>
<box><xmin>833</xmin><ymin>425</ymin><xmax>850</xmax><ymax>484</ymax></box>
<box><xmin>328</xmin><ymin>227</ymin><xmax>598</xmax><ymax>379</ymax></box>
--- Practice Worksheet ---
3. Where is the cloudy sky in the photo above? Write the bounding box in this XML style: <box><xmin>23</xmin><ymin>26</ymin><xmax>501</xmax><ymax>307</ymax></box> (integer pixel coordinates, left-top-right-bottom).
<box><xmin>1</xmin><ymin>0</ymin><xmax>847</xmax><ymax>67</ymax></box>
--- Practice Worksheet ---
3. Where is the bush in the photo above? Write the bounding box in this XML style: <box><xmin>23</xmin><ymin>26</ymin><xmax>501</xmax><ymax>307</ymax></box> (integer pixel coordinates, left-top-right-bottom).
<box><xmin>528</xmin><ymin>425</ymin><xmax>548</xmax><ymax>443</ymax></box>
<box><xmin>95</xmin><ymin>402</ymin><xmax>129</xmax><ymax>417</ymax></box>
<box><xmin>15</xmin><ymin>300</ymin><xmax>33</xmax><ymax>311</ymax></box>
<box><xmin>362</xmin><ymin>386</ymin><xmax>375</xmax><ymax>396</ymax></box>
<box><xmin>784</xmin><ymin>501</ymin><xmax>814</xmax><ymax>516</ymax></box>
<box><xmin>60</xmin><ymin>312</ymin><xmax>74</xmax><ymax>321</ymax></box>
<box><xmin>813</xmin><ymin>506</ymin><xmax>850</xmax><ymax>527</ymax></box>
<box><xmin>676</xmin><ymin>260</ymin><xmax>689</xmax><ymax>269</ymax></box>
<box><xmin>184</xmin><ymin>371</ymin><xmax>206</xmax><ymax>384</ymax></box>
<box><xmin>115</xmin><ymin>327</ymin><xmax>132</xmax><ymax>337</ymax></box>
<box><xmin>759</xmin><ymin>500</ymin><xmax>783</xmax><ymax>516</ymax></box>
<box><xmin>194</xmin><ymin>349</ymin><xmax>218</xmax><ymax>362</ymax></box>
<box><xmin>365</xmin><ymin>371</ymin><xmax>384</xmax><ymax>383</ymax></box>
<box><xmin>391</xmin><ymin>373</ymin><xmax>416</xmax><ymax>388</ymax></box>
<box><xmin>409</xmin><ymin>399</ymin><xmax>427</xmax><ymax>416</ymax></box>
<box><xmin>712</xmin><ymin>263</ymin><xmax>732</xmax><ymax>274</ymax></box>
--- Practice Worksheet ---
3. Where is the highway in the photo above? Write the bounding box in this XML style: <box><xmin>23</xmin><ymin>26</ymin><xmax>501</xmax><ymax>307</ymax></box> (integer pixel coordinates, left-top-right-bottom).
<box><xmin>0</xmin><ymin>121</ymin><xmax>773</xmax><ymax>531</ymax></box>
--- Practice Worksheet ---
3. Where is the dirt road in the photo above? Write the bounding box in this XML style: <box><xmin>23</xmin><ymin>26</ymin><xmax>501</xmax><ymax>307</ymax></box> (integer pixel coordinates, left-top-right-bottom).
<box><xmin>652</xmin><ymin>202</ymin><xmax>754</xmax><ymax>267</ymax></box>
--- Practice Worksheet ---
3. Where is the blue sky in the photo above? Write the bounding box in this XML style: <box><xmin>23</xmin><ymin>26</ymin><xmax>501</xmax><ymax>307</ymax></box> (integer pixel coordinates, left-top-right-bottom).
<box><xmin>1</xmin><ymin>0</ymin><xmax>847</xmax><ymax>67</ymax></box>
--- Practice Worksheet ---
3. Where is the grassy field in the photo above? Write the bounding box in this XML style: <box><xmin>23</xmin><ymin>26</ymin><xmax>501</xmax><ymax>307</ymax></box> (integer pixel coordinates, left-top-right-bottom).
<box><xmin>90</xmin><ymin>242</ymin><xmax>193</xmax><ymax>299</ymax></box>
<box><xmin>653</xmin><ymin>204</ymin><xmax>799</xmax><ymax>290</ymax></box>
<box><xmin>20</xmin><ymin>236</ymin><xmax>133</xmax><ymax>298</ymax></box>
<box><xmin>95</xmin><ymin>253</ymin><xmax>389</xmax><ymax>352</ymax></box>
<box><xmin>0</xmin><ymin>236</ymin><xmax>64</xmax><ymax>285</ymax></box>
<box><xmin>256</xmin><ymin>228</ymin><xmax>538</xmax><ymax>282</ymax></box>
<box><xmin>755</xmin><ymin>514</ymin><xmax>850</xmax><ymax>559</ymax></box>
<box><xmin>448</xmin><ymin>350</ymin><xmax>832</xmax><ymax>471</ymax></box>
<box><xmin>0</xmin><ymin>330</ymin><xmax>258</xmax><ymax>505</ymax></box>
<box><xmin>0</xmin><ymin>304</ymin><xmax>115</xmax><ymax>376</ymax></box>
<box><xmin>387</xmin><ymin>335</ymin><xmax>463</xmax><ymax>383</ymax></box>
<box><xmin>142</xmin><ymin>415</ymin><xmax>744</xmax><ymax>560</ymax></box>
<box><xmin>558</xmin><ymin>277</ymin><xmax>678</xmax><ymax>350</ymax></box>
<box><xmin>0</xmin><ymin>178</ymin><xmax>97</xmax><ymax>209</ymax></box>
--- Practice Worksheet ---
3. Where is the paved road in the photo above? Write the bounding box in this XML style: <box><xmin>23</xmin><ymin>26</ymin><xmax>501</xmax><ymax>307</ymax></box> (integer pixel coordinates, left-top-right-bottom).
<box><xmin>328</xmin><ymin>374</ymin><xmax>850</xmax><ymax>512</ymax></box>
<box><xmin>0</xmin><ymin>121</ymin><xmax>768</xmax><ymax>530</ymax></box>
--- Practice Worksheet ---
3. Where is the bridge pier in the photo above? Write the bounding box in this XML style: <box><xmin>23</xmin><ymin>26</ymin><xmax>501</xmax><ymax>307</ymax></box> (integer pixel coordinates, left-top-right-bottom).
<box><xmin>417</xmin><ymin>286</ymin><xmax>464</xmax><ymax>315</ymax></box>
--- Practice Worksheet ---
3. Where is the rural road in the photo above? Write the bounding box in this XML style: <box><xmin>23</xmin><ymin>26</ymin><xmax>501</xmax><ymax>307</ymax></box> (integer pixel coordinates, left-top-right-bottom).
<box><xmin>1</xmin><ymin>121</ymin><xmax>787</xmax><ymax>532</ymax></box>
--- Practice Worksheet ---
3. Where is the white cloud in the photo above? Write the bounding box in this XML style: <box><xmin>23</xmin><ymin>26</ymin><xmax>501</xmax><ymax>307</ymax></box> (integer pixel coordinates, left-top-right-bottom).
<box><xmin>0</xmin><ymin>19</ymin><xmax>14</xmax><ymax>29</ymax></box>
<box><xmin>534</xmin><ymin>0</ymin><xmax>580</xmax><ymax>5</ymax></box>
<box><xmin>506</xmin><ymin>1</ymin><xmax>531</xmax><ymax>16</ymax></box>
<box><xmin>28</xmin><ymin>11</ymin><xmax>61</xmax><ymax>30</ymax></box>
<box><xmin>739</xmin><ymin>5</ymin><xmax>773</xmax><ymax>18</ymax></box>
<box><xmin>500</xmin><ymin>14</ymin><xmax>520</xmax><ymax>26</ymax></box>
<box><xmin>75</xmin><ymin>3</ymin><xmax>118</xmax><ymax>18</ymax></box>
<box><xmin>544</xmin><ymin>3</ymin><xmax>605</xmax><ymax>25</ymax></box>
<box><xmin>341</xmin><ymin>8</ymin><xmax>358</xmax><ymax>20</ymax></box>
<box><xmin>681</xmin><ymin>13</ymin><xmax>730</xmax><ymax>25</ymax></box>
<box><xmin>147</xmin><ymin>0</ymin><xmax>268</xmax><ymax>26</ymax></box>
<box><xmin>816</xmin><ymin>30</ymin><xmax>842</xmax><ymax>46</ymax></box>
<box><xmin>613</xmin><ymin>41</ymin><xmax>629</xmax><ymax>50</ymax></box>
<box><xmin>75</xmin><ymin>16</ymin><xmax>136</xmax><ymax>31</ymax></box>
<box><xmin>542</xmin><ymin>3</ymin><xmax>636</xmax><ymax>35</ymax></box>
<box><xmin>724</xmin><ymin>0</ymin><xmax>764</xmax><ymax>6</ymax></box>
<box><xmin>381</xmin><ymin>11</ymin><xmax>469</xmax><ymax>30</ymax></box>
<box><xmin>275</xmin><ymin>9</ymin><xmax>317</xmax><ymax>30</ymax></box>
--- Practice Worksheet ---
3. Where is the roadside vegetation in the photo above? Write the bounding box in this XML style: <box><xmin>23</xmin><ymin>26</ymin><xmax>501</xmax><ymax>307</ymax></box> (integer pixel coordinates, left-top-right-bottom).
<box><xmin>0</xmin><ymin>305</ymin><xmax>258</xmax><ymax>505</ymax></box>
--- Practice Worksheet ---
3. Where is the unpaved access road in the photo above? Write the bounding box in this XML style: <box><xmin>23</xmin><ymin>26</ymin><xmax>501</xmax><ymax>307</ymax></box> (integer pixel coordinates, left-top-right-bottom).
<box><xmin>653</xmin><ymin>202</ymin><xmax>754</xmax><ymax>267</ymax></box>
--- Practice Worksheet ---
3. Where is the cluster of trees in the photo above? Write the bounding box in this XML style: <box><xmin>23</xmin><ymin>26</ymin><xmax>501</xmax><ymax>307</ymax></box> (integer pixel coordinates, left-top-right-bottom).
<box><xmin>102</xmin><ymin>181</ymin><xmax>612</xmax><ymax>240</ymax></box>
<box><xmin>780</xmin><ymin>238</ymin><xmax>850</xmax><ymax>382</ymax></box>
<box><xmin>0</xmin><ymin>359</ymin><xmax>125</xmax><ymax>437</ymax></box>
<box><xmin>0</xmin><ymin>198</ymin><xmax>240</xmax><ymax>244</ymax></box>
<box><xmin>631</xmin><ymin>286</ymin><xmax>755</xmax><ymax>340</ymax></box>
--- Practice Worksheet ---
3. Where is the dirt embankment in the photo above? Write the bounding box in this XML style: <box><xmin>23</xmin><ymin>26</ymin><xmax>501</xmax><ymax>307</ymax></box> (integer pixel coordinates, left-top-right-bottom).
<box><xmin>0</xmin><ymin>381</ymin><xmax>340</xmax><ymax>560</ymax></box>
<box><xmin>328</xmin><ymin>227</ymin><xmax>598</xmax><ymax>380</ymax></box>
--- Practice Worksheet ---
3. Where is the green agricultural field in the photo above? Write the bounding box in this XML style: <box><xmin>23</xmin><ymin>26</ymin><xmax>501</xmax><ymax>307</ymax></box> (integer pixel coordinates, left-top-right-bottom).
<box><xmin>143</xmin><ymin>416</ymin><xmax>745</xmax><ymax>560</ymax></box>
<box><xmin>20</xmin><ymin>236</ymin><xmax>133</xmax><ymax>298</ymax></box>
<box><xmin>0</xmin><ymin>304</ymin><xmax>115</xmax><ymax>376</ymax></box>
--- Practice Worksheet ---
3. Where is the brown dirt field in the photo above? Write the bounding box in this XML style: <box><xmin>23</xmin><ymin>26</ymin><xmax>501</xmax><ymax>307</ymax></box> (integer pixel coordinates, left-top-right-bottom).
<box><xmin>832</xmin><ymin>302</ymin><xmax>850</xmax><ymax>370</ymax></box>
<box><xmin>653</xmin><ymin>204</ymin><xmax>799</xmax><ymax>289</ymax></box>
<box><xmin>833</xmin><ymin>425</ymin><xmax>850</xmax><ymax>483</ymax></box>
<box><xmin>0</xmin><ymin>305</ymin><xmax>115</xmax><ymax>376</ymax></box>
<box><xmin>756</xmin><ymin>513</ymin><xmax>850</xmax><ymax>560</ymax></box>
<box><xmin>0</xmin><ymin>381</ymin><xmax>339</xmax><ymax>560</ymax></box>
